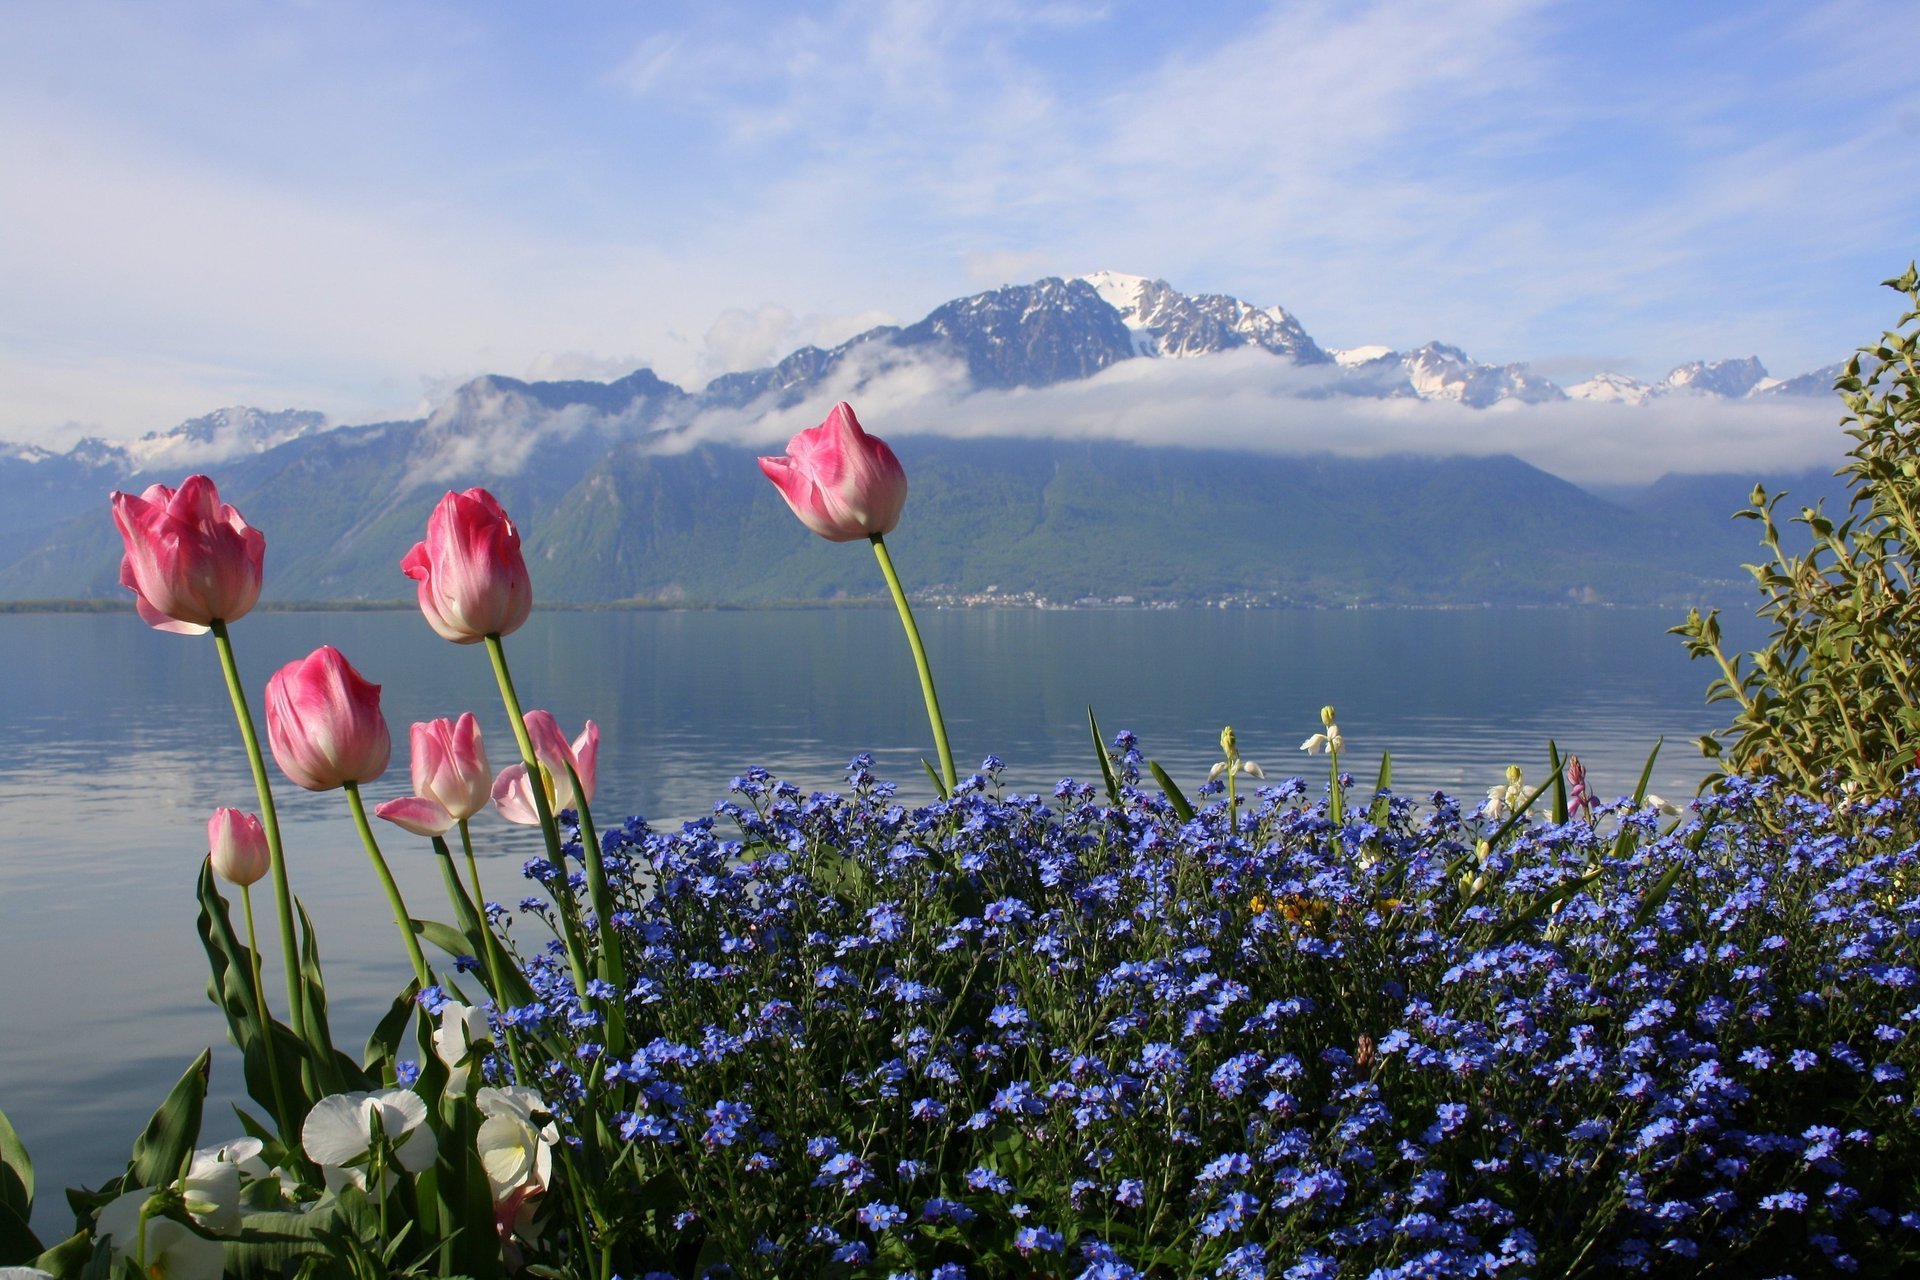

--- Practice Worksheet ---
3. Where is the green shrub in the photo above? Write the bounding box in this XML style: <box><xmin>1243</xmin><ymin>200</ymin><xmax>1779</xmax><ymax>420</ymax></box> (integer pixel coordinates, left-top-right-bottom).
<box><xmin>1675</xmin><ymin>265</ymin><xmax>1920</xmax><ymax>799</ymax></box>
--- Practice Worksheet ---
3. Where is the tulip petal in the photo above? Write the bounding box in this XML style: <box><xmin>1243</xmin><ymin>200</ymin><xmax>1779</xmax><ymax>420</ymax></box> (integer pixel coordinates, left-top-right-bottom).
<box><xmin>374</xmin><ymin>796</ymin><xmax>457</xmax><ymax>837</ymax></box>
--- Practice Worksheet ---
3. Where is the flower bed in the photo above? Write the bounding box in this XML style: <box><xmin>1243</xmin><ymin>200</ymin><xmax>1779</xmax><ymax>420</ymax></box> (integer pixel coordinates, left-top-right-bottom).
<box><xmin>4</xmin><ymin>392</ymin><xmax>1918</xmax><ymax>1279</ymax></box>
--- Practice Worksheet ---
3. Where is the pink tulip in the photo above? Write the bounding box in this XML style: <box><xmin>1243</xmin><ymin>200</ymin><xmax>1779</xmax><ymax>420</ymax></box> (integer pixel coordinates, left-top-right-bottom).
<box><xmin>400</xmin><ymin>489</ymin><xmax>534</xmax><ymax>644</ymax></box>
<box><xmin>492</xmin><ymin>711</ymin><xmax>598</xmax><ymax>824</ymax></box>
<box><xmin>109</xmin><ymin>475</ymin><xmax>265</xmax><ymax>634</ymax></box>
<box><xmin>757</xmin><ymin>402</ymin><xmax>907</xmax><ymax>542</ymax></box>
<box><xmin>264</xmin><ymin>646</ymin><xmax>391</xmax><ymax>791</ymax></box>
<box><xmin>207</xmin><ymin>808</ymin><xmax>270</xmax><ymax>887</ymax></box>
<box><xmin>375</xmin><ymin>713</ymin><xmax>493</xmax><ymax>837</ymax></box>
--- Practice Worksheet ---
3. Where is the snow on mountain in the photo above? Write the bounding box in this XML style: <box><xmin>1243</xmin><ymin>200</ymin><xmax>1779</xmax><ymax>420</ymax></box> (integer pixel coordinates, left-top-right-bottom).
<box><xmin>1402</xmin><ymin>343</ymin><xmax>1566</xmax><ymax>408</ymax></box>
<box><xmin>1073</xmin><ymin>272</ymin><xmax>1326</xmax><ymax>363</ymax></box>
<box><xmin>124</xmin><ymin>406</ymin><xmax>329</xmax><ymax>473</ymax></box>
<box><xmin>1567</xmin><ymin>372</ymin><xmax>1655</xmax><ymax>405</ymax></box>
<box><xmin>1661</xmin><ymin>357</ymin><xmax>1768</xmax><ymax>399</ymax></box>
<box><xmin>1332</xmin><ymin>345</ymin><xmax>1395</xmax><ymax>368</ymax></box>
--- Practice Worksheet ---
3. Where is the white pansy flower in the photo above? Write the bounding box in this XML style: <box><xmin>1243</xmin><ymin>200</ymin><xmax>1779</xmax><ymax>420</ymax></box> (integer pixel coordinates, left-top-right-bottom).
<box><xmin>180</xmin><ymin>1151</ymin><xmax>242</xmax><ymax>1236</ymax></box>
<box><xmin>432</xmin><ymin>1001</ymin><xmax>494</xmax><ymax>1094</ymax></box>
<box><xmin>302</xmin><ymin>1088</ymin><xmax>437</xmax><ymax>1202</ymax></box>
<box><xmin>94</xmin><ymin>1189</ymin><xmax>224</xmax><ymax>1280</ymax></box>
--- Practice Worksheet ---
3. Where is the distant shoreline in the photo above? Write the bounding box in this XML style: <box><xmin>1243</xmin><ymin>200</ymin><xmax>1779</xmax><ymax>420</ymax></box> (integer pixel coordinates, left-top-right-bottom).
<box><xmin>0</xmin><ymin>596</ymin><xmax>1721</xmax><ymax>616</ymax></box>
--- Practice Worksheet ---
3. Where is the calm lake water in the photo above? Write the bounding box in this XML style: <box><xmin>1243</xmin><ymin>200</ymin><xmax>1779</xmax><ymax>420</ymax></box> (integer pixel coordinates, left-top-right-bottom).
<box><xmin>0</xmin><ymin>604</ymin><xmax>1754</xmax><ymax>1234</ymax></box>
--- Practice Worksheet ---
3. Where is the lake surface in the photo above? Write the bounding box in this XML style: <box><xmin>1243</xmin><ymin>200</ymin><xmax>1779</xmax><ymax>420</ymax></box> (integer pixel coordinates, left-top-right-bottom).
<box><xmin>0</xmin><ymin>604</ymin><xmax>1755</xmax><ymax>1235</ymax></box>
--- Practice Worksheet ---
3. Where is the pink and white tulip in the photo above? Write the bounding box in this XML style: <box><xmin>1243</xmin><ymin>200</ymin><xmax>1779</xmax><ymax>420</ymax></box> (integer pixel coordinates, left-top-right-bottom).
<box><xmin>375</xmin><ymin>713</ymin><xmax>492</xmax><ymax>837</ymax></box>
<box><xmin>109</xmin><ymin>475</ymin><xmax>264</xmax><ymax>634</ymax></box>
<box><xmin>264</xmin><ymin>646</ymin><xmax>390</xmax><ymax>791</ymax></box>
<box><xmin>400</xmin><ymin>488</ymin><xmax>534</xmax><ymax>644</ymax></box>
<box><xmin>492</xmin><ymin>711</ymin><xmax>598</xmax><ymax>824</ymax></box>
<box><xmin>756</xmin><ymin>402</ymin><xmax>907</xmax><ymax>542</ymax></box>
<box><xmin>207</xmin><ymin>808</ymin><xmax>270</xmax><ymax>887</ymax></box>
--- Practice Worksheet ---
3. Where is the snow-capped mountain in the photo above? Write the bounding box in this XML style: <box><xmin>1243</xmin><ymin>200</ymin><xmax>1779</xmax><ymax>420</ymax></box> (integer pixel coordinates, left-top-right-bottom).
<box><xmin>1</xmin><ymin>272</ymin><xmax>1841</xmax><ymax>482</ymax></box>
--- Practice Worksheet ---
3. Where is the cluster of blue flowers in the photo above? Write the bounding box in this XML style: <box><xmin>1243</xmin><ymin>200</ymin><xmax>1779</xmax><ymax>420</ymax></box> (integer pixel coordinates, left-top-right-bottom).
<box><xmin>484</xmin><ymin>741</ymin><xmax>1919</xmax><ymax>1278</ymax></box>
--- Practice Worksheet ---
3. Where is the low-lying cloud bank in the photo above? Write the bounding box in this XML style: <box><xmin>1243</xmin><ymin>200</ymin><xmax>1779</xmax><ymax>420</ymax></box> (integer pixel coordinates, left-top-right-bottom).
<box><xmin>658</xmin><ymin>346</ymin><xmax>1847</xmax><ymax>488</ymax></box>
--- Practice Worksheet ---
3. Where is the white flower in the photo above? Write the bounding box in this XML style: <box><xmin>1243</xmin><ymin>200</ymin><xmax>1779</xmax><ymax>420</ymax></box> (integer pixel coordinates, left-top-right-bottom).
<box><xmin>476</xmin><ymin>1087</ymin><xmax>556</xmax><ymax>1199</ymax></box>
<box><xmin>432</xmin><ymin>1001</ymin><xmax>494</xmax><ymax>1094</ymax></box>
<box><xmin>1300</xmin><ymin>726</ymin><xmax>1342</xmax><ymax>755</ymax></box>
<box><xmin>0</xmin><ymin>1268</ymin><xmax>59</xmax><ymax>1279</ymax></box>
<box><xmin>180</xmin><ymin>1151</ymin><xmax>242</xmax><ymax>1237</ymax></box>
<box><xmin>302</xmin><ymin>1088</ymin><xmax>437</xmax><ymax>1202</ymax></box>
<box><xmin>94</xmin><ymin>1189</ymin><xmax>225</xmax><ymax>1280</ymax></box>
<box><xmin>1645</xmin><ymin>794</ymin><xmax>1681</xmax><ymax>816</ymax></box>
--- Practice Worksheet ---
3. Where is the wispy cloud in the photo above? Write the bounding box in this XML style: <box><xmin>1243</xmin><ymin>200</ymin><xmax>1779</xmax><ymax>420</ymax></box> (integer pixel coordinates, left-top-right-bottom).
<box><xmin>0</xmin><ymin>0</ymin><xmax>1910</xmax><ymax>452</ymax></box>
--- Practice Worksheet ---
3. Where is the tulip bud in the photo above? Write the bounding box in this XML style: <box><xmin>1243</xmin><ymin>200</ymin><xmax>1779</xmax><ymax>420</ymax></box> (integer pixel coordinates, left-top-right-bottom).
<box><xmin>207</xmin><ymin>808</ymin><xmax>270</xmax><ymax>887</ymax></box>
<box><xmin>401</xmin><ymin>489</ymin><xmax>534</xmax><ymax>643</ymax></box>
<box><xmin>757</xmin><ymin>402</ymin><xmax>908</xmax><ymax>542</ymax></box>
<box><xmin>265</xmin><ymin>646</ymin><xmax>391</xmax><ymax>791</ymax></box>
<box><xmin>109</xmin><ymin>475</ymin><xmax>265</xmax><ymax>635</ymax></box>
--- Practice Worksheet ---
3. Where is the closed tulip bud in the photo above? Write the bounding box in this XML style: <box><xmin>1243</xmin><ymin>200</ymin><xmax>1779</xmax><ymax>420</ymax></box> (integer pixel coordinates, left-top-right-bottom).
<box><xmin>207</xmin><ymin>808</ymin><xmax>270</xmax><ymax>887</ymax></box>
<box><xmin>265</xmin><ymin>646</ymin><xmax>390</xmax><ymax>791</ymax></box>
<box><xmin>401</xmin><ymin>489</ymin><xmax>534</xmax><ymax>643</ymax></box>
<box><xmin>757</xmin><ymin>402</ymin><xmax>908</xmax><ymax>542</ymax></box>
<box><xmin>109</xmin><ymin>475</ymin><xmax>264</xmax><ymax>635</ymax></box>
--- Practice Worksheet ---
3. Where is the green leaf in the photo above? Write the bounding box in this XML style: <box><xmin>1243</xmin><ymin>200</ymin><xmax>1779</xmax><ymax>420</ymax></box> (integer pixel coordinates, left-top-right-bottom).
<box><xmin>1088</xmin><ymin>707</ymin><xmax>1121</xmax><ymax>807</ymax></box>
<box><xmin>920</xmin><ymin>758</ymin><xmax>948</xmax><ymax>799</ymax></box>
<box><xmin>0</xmin><ymin>1196</ymin><xmax>43</xmax><ymax>1268</ymax></box>
<box><xmin>296</xmin><ymin>903</ymin><xmax>366</xmax><ymax>1095</ymax></box>
<box><xmin>129</xmin><ymin>1050</ymin><xmax>211</xmax><ymax>1192</ymax></box>
<box><xmin>220</xmin><ymin>1207</ymin><xmax>337</xmax><ymax>1280</ymax></box>
<box><xmin>0</xmin><ymin>1103</ymin><xmax>33</xmax><ymax>1224</ymax></box>
<box><xmin>412</xmin><ymin>919</ymin><xmax>478</xmax><ymax>963</ymax></box>
<box><xmin>364</xmin><ymin>980</ymin><xmax>422</xmax><ymax>1074</ymax></box>
<box><xmin>1613</xmin><ymin>738</ymin><xmax>1663</xmax><ymax>862</ymax></box>
<box><xmin>1492</xmin><ymin>869</ymin><xmax>1604</xmax><ymax>944</ymax></box>
<box><xmin>1147</xmin><ymin>760</ymin><xmax>1194</xmax><ymax>823</ymax></box>
<box><xmin>1628</xmin><ymin>860</ymin><xmax>1688</xmax><ymax>934</ymax></box>
<box><xmin>32</xmin><ymin>1229</ymin><xmax>91</xmax><ymax>1280</ymax></box>
<box><xmin>1368</xmin><ymin>751</ymin><xmax>1393</xmax><ymax>824</ymax></box>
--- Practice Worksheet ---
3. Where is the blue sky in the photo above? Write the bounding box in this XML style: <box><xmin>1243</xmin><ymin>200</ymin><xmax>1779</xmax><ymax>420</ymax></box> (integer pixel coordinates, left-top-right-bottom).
<box><xmin>1</xmin><ymin>0</ymin><xmax>1914</xmax><ymax>449</ymax></box>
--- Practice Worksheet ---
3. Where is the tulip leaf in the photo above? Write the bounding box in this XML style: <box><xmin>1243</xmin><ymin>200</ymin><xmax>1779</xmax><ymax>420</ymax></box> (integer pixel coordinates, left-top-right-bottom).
<box><xmin>365</xmin><ymin>980</ymin><xmax>422</xmax><ymax>1074</ymax></box>
<box><xmin>129</xmin><ymin>1049</ymin><xmax>211</xmax><ymax>1192</ymax></box>
<box><xmin>1368</xmin><ymin>752</ymin><xmax>1393</xmax><ymax>825</ymax></box>
<box><xmin>221</xmin><ymin>1208</ymin><xmax>337</xmax><ymax>1280</ymax></box>
<box><xmin>1492</xmin><ymin>869</ymin><xmax>1604</xmax><ymax>944</ymax></box>
<box><xmin>0</xmin><ymin>1103</ymin><xmax>32</xmax><ymax>1225</ymax></box>
<box><xmin>296</xmin><ymin>902</ymin><xmax>366</xmax><ymax>1094</ymax></box>
<box><xmin>1628</xmin><ymin>860</ymin><xmax>1689</xmax><ymax>935</ymax></box>
<box><xmin>1612</xmin><ymin>737</ymin><xmax>1664</xmax><ymax>862</ymax></box>
<box><xmin>1088</xmin><ymin>707</ymin><xmax>1122</xmax><ymax>806</ymax></box>
<box><xmin>1147</xmin><ymin>760</ymin><xmax>1194</xmax><ymax>823</ymax></box>
<box><xmin>31</xmin><ymin>1229</ymin><xmax>90</xmax><ymax>1280</ymax></box>
<box><xmin>920</xmin><ymin>758</ymin><xmax>948</xmax><ymax>799</ymax></box>
<box><xmin>413</xmin><ymin>918</ymin><xmax>479</xmax><ymax>964</ymax></box>
<box><xmin>0</xmin><ymin>1195</ymin><xmax>42</xmax><ymax>1268</ymax></box>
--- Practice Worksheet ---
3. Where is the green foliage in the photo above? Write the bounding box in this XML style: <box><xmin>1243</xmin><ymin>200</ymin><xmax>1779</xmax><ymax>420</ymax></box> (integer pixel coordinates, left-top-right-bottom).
<box><xmin>1674</xmin><ymin>265</ymin><xmax>1920</xmax><ymax>798</ymax></box>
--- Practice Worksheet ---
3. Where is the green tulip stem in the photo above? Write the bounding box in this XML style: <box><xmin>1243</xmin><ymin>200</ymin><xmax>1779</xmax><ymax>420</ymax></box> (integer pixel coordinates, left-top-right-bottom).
<box><xmin>209</xmin><ymin>620</ymin><xmax>312</xmax><ymax>1055</ymax></box>
<box><xmin>451</xmin><ymin>823</ymin><xmax>533</xmax><ymax>1083</ymax></box>
<box><xmin>870</xmin><ymin>533</ymin><xmax>956</xmax><ymax>793</ymax></box>
<box><xmin>343</xmin><ymin>782</ymin><xmax>432</xmax><ymax>988</ymax></box>
<box><xmin>483</xmin><ymin>632</ymin><xmax>594</xmax><ymax>999</ymax></box>
<box><xmin>239</xmin><ymin>882</ymin><xmax>296</xmax><ymax>1145</ymax></box>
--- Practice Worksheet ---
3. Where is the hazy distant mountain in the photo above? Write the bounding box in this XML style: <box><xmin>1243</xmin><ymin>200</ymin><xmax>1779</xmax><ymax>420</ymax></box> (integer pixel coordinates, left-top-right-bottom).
<box><xmin>0</xmin><ymin>270</ymin><xmax>1850</xmax><ymax>606</ymax></box>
